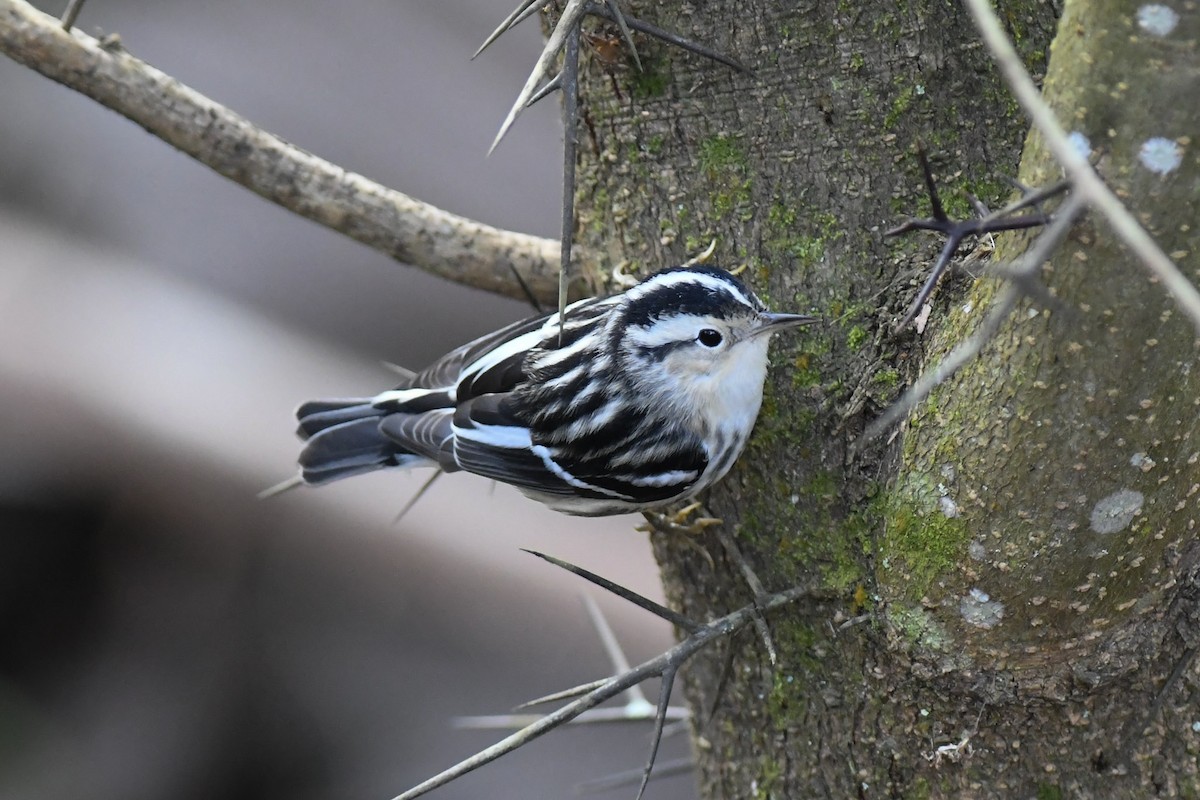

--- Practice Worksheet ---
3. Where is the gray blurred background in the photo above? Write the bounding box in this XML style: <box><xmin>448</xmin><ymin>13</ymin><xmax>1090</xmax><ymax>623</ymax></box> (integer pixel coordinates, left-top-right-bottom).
<box><xmin>0</xmin><ymin>2</ymin><xmax>692</xmax><ymax>798</ymax></box>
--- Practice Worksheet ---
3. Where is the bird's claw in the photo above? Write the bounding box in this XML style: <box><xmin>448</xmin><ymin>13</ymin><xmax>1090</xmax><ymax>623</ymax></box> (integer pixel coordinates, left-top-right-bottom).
<box><xmin>639</xmin><ymin>501</ymin><xmax>723</xmax><ymax>536</ymax></box>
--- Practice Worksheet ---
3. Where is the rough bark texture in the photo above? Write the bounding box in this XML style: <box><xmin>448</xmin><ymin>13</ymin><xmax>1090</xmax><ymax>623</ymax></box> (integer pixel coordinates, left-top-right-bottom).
<box><xmin>569</xmin><ymin>0</ymin><xmax>1200</xmax><ymax>797</ymax></box>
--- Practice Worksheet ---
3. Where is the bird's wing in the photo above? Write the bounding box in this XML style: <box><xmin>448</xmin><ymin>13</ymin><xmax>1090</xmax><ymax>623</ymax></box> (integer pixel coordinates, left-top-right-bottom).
<box><xmin>409</xmin><ymin>295</ymin><xmax>615</xmax><ymax>399</ymax></box>
<box><xmin>450</xmin><ymin>393</ymin><xmax>710</xmax><ymax>505</ymax></box>
<box><xmin>410</xmin><ymin>313</ymin><xmax>549</xmax><ymax>392</ymax></box>
<box><xmin>377</xmin><ymin>409</ymin><xmax>457</xmax><ymax>468</ymax></box>
<box><xmin>550</xmin><ymin>422</ymin><xmax>711</xmax><ymax>505</ymax></box>
<box><xmin>441</xmin><ymin>394</ymin><xmax>572</xmax><ymax>495</ymax></box>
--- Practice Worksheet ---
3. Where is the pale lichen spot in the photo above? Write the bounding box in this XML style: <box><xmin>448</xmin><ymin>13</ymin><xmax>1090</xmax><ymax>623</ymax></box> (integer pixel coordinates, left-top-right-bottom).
<box><xmin>1131</xmin><ymin>452</ymin><xmax>1157</xmax><ymax>471</ymax></box>
<box><xmin>1137</xmin><ymin>4</ymin><xmax>1180</xmax><ymax>36</ymax></box>
<box><xmin>1139</xmin><ymin>137</ymin><xmax>1183</xmax><ymax>175</ymax></box>
<box><xmin>1090</xmin><ymin>489</ymin><xmax>1145</xmax><ymax>533</ymax></box>
<box><xmin>968</xmin><ymin>540</ymin><xmax>987</xmax><ymax>561</ymax></box>
<box><xmin>960</xmin><ymin>588</ymin><xmax>1005</xmax><ymax>629</ymax></box>
<box><xmin>1067</xmin><ymin>131</ymin><xmax>1092</xmax><ymax>160</ymax></box>
<box><xmin>939</xmin><ymin>495</ymin><xmax>959</xmax><ymax>518</ymax></box>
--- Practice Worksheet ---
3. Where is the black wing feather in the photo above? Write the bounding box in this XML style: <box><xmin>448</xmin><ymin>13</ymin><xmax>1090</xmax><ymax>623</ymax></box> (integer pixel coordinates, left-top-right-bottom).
<box><xmin>446</xmin><ymin>396</ymin><xmax>575</xmax><ymax>496</ymax></box>
<box><xmin>378</xmin><ymin>411</ymin><xmax>457</xmax><ymax>469</ymax></box>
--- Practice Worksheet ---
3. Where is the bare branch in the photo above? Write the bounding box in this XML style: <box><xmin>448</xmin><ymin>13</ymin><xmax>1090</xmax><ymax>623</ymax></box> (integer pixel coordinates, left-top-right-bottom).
<box><xmin>963</xmin><ymin>0</ymin><xmax>1200</xmax><ymax>335</ymax></box>
<box><xmin>391</xmin><ymin>582</ymin><xmax>814</xmax><ymax>800</ymax></box>
<box><xmin>0</xmin><ymin>0</ymin><xmax>568</xmax><ymax>305</ymax></box>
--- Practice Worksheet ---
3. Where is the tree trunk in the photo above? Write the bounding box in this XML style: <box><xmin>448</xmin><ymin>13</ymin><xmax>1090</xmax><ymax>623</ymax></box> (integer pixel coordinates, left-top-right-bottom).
<box><xmin>570</xmin><ymin>0</ymin><xmax>1200</xmax><ymax>796</ymax></box>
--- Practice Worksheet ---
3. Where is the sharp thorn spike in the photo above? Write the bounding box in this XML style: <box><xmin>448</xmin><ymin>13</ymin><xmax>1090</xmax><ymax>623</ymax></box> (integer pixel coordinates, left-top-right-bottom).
<box><xmin>591</xmin><ymin>8</ymin><xmax>750</xmax><ymax>73</ymax></box>
<box><xmin>576</xmin><ymin>757</ymin><xmax>695</xmax><ymax>794</ymax></box>
<box><xmin>489</xmin><ymin>0</ymin><xmax>590</xmax><ymax>155</ymax></box>
<box><xmin>473</xmin><ymin>0</ymin><xmax>547</xmax><ymax>59</ymax></box>
<box><xmin>393</xmin><ymin>470</ymin><xmax>443</xmax><ymax>523</ymax></box>
<box><xmin>581</xmin><ymin>594</ymin><xmax>653</xmax><ymax>711</ymax></box>
<box><xmin>557</xmin><ymin>22</ymin><xmax>581</xmax><ymax>346</ymax></box>
<box><xmin>602</xmin><ymin>0</ymin><xmax>642</xmax><ymax>71</ymax></box>
<box><xmin>525</xmin><ymin>71</ymin><xmax>562</xmax><ymax>108</ymax></box>
<box><xmin>914</xmin><ymin>142</ymin><xmax>947</xmax><ymax>222</ymax></box>
<box><xmin>506</xmin><ymin>260</ymin><xmax>544</xmax><ymax>313</ymax></box>
<box><xmin>257</xmin><ymin>474</ymin><xmax>304</xmax><ymax>500</ymax></box>
<box><xmin>521</xmin><ymin>550</ymin><xmax>701</xmax><ymax>632</ymax></box>
<box><xmin>513</xmin><ymin>679</ymin><xmax>609</xmax><ymax>710</ymax></box>
<box><xmin>634</xmin><ymin>665</ymin><xmax>678</xmax><ymax>800</ymax></box>
<box><xmin>379</xmin><ymin>360</ymin><xmax>417</xmax><ymax>380</ymax></box>
<box><xmin>897</xmin><ymin>236</ymin><xmax>961</xmax><ymax>331</ymax></box>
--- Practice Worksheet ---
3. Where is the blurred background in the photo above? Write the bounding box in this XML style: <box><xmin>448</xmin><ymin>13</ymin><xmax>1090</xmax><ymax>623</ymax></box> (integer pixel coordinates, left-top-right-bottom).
<box><xmin>0</xmin><ymin>2</ymin><xmax>692</xmax><ymax>798</ymax></box>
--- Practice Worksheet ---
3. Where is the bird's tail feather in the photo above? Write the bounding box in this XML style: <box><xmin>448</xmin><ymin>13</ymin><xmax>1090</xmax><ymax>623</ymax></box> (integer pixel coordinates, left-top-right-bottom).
<box><xmin>295</xmin><ymin>399</ymin><xmax>405</xmax><ymax>485</ymax></box>
<box><xmin>296</xmin><ymin>398</ymin><xmax>378</xmax><ymax>438</ymax></box>
<box><xmin>298</xmin><ymin>415</ymin><xmax>394</xmax><ymax>485</ymax></box>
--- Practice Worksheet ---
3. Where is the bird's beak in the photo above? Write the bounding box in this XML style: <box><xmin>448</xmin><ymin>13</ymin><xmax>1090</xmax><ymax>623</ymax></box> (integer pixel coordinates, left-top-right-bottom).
<box><xmin>753</xmin><ymin>312</ymin><xmax>818</xmax><ymax>337</ymax></box>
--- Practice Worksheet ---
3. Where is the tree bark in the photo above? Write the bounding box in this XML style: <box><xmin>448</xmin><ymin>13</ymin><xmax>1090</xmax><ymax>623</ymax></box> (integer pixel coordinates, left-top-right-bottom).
<box><xmin>570</xmin><ymin>0</ymin><xmax>1200</xmax><ymax>796</ymax></box>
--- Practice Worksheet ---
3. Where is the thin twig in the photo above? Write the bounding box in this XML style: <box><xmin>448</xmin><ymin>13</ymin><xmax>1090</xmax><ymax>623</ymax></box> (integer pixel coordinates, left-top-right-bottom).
<box><xmin>963</xmin><ymin>0</ymin><xmax>1200</xmax><ymax>335</ymax></box>
<box><xmin>390</xmin><ymin>582</ymin><xmax>814</xmax><ymax>800</ymax></box>
<box><xmin>0</xmin><ymin>0</ymin><xmax>566</xmax><ymax>305</ymax></box>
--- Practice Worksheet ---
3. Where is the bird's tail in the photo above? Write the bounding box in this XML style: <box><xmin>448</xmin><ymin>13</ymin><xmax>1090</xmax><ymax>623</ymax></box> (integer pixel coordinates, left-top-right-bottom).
<box><xmin>295</xmin><ymin>399</ymin><xmax>395</xmax><ymax>485</ymax></box>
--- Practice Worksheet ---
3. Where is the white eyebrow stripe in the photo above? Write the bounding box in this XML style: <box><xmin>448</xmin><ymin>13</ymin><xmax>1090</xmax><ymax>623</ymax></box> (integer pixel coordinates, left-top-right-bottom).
<box><xmin>625</xmin><ymin>270</ymin><xmax>754</xmax><ymax>309</ymax></box>
<box><xmin>624</xmin><ymin>314</ymin><xmax>713</xmax><ymax>347</ymax></box>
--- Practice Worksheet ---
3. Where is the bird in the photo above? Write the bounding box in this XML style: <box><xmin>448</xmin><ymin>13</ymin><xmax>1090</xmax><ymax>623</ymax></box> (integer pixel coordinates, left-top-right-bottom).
<box><xmin>282</xmin><ymin>265</ymin><xmax>815</xmax><ymax>516</ymax></box>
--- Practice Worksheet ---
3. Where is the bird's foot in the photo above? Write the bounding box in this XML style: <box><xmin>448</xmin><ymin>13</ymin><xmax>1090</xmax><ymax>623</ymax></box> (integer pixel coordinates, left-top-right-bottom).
<box><xmin>638</xmin><ymin>501</ymin><xmax>722</xmax><ymax>537</ymax></box>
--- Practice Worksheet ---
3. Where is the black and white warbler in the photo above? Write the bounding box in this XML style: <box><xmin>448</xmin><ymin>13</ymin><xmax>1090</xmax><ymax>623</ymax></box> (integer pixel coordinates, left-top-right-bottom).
<box><xmin>291</xmin><ymin>266</ymin><xmax>815</xmax><ymax>516</ymax></box>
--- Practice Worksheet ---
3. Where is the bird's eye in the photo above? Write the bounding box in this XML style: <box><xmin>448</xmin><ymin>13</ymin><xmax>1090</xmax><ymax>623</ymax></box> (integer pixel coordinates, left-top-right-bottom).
<box><xmin>698</xmin><ymin>328</ymin><xmax>723</xmax><ymax>348</ymax></box>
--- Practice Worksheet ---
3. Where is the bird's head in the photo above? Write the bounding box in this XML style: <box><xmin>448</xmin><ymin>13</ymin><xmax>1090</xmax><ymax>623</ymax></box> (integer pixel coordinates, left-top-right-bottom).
<box><xmin>611</xmin><ymin>266</ymin><xmax>816</xmax><ymax>426</ymax></box>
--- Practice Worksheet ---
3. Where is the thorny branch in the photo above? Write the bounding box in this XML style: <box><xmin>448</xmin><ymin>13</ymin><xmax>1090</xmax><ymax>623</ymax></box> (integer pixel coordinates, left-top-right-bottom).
<box><xmin>963</xmin><ymin>0</ymin><xmax>1200</xmax><ymax>335</ymax></box>
<box><xmin>0</xmin><ymin>0</ymin><xmax>566</xmax><ymax>305</ymax></box>
<box><xmin>390</xmin><ymin>550</ymin><xmax>819</xmax><ymax>800</ymax></box>
<box><xmin>866</xmin><ymin>0</ymin><xmax>1200</xmax><ymax>440</ymax></box>
<box><xmin>865</xmin><ymin>191</ymin><xmax>1088</xmax><ymax>443</ymax></box>
<box><xmin>475</xmin><ymin>0</ymin><xmax>747</xmax><ymax>335</ymax></box>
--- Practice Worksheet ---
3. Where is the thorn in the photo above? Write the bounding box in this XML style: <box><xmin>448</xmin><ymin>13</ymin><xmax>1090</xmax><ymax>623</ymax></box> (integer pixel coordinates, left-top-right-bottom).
<box><xmin>506</xmin><ymin>260</ymin><xmax>544</xmax><ymax>313</ymax></box>
<box><xmin>602</xmin><ymin>0</ymin><xmax>642</xmax><ymax>71</ymax></box>
<box><xmin>392</xmin><ymin>470</ymin><xmax>443</xmax><ymax>523</ymax></box>
<box><xmin>915</xmin><ymin>142</ymin><xmax>947</xmax><ymax>221</ymax></box>
<box><xmin>473</xmin><ymin>0</ymin><xmax>548</xmax><ymax>59</ymax></box>
<box><xmin>576</xmin><ymin>757</ymin><xmax>694</xmax><ymax>794</ymax></box>
<box><xmin>513</xmin><ymin>679</ymin><xmax>608</xmax><ymax>710</ymax></box>
<box><xmin>525</xmin><ymin>71</ymin><xmax>562</xmax><ymax>108</ymax></box>
<box><xmin>581</xmin><ymin>595</ymin><xmax>654</xmax><ymax>714</ymax></box>
<box><xmin>587</xmin><ymin>5</ymin><xmax>751</xmax><ymax>74</ymax></box>
<box><xmin>713</xmin><ymin>526</ymin><xmax>778</xmax><ymax>666</ymax></box>
<box><xmin>522</xmin><ymin>549</ymin><xmax>701</xmax><ymax>632</ymax></box>
<box><xmin>380</xmin><ymin>361</ymin><xmax>416</xmax><ymax>380</ymax></box>
<box><xmin>556</xmin><ymin>21</ymin><xmax>582</xmax><ymax>346</ymax></box>
<box><xmin>488</xmin><ymin>0</ymin><xmax>590</xmax><ymax>154</ymax></box>
<box><xmin>635</xmin><ymin>664</ymin><xmax>677</xmax><ymax>800</ymax></box>
<box><xmin>61</xmin><ymin>0</ymin><xmax>87</xmax><ymax>30</ymax></box>
<box><xmin>389</xmin><ymin>584</ymin><xmax>816</xmax><ymax>799</ymax></box>
<box><xmin>257</xmin><ymin>474</ymin><xmax>304</xmax><ymax>500</ymax></box>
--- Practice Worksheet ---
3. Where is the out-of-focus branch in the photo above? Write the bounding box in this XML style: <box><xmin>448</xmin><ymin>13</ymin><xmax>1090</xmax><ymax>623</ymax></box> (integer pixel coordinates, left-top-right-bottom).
<box><xmin>963</xmin><ymin>0</ymin><xmax>1200</xmax><ymax>335</ymax></box>
<box><xmin>0</xmin><ymin>0</ymin><xmax>571</xmax><ymax>305</ymax></box>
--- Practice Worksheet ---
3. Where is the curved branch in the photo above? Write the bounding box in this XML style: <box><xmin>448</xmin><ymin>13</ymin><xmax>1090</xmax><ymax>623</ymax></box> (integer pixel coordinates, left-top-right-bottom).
<box><xmin>0</xmin><ymin>0</ymin><xmax>574</xmax><ymax>305</ymax></box>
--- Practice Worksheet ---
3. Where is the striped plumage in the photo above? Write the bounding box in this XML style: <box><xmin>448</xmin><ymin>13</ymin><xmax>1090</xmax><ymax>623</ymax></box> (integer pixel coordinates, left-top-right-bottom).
<box><xmin>293</xmin><ymin>266</ymin><xmax>815</xmax><ymax>516</ymax></box>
